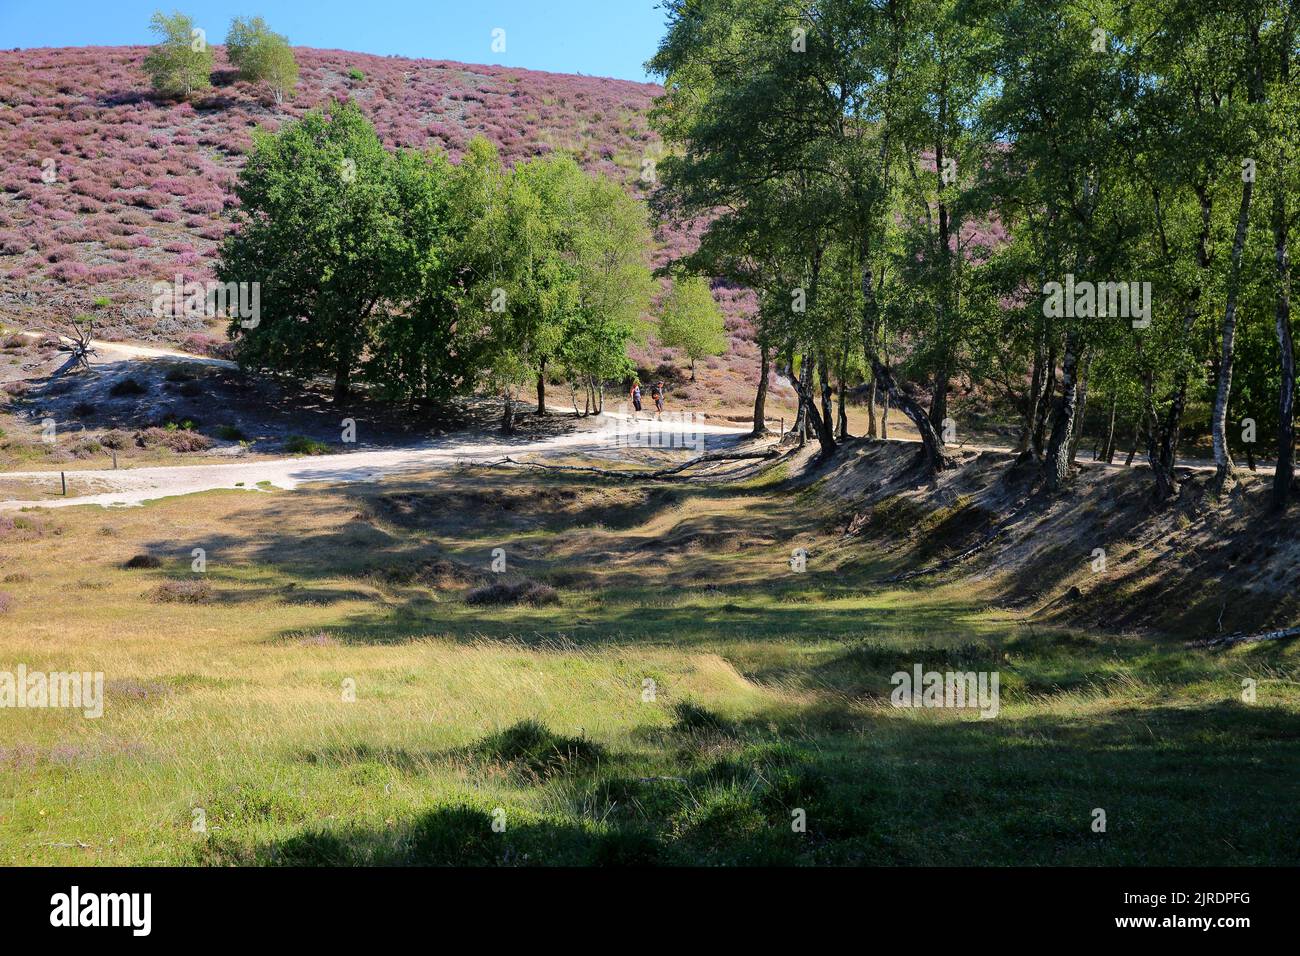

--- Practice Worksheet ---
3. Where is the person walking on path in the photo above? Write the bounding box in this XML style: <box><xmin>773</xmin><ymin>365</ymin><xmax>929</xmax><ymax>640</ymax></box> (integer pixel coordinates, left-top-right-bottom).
<box><xmin>652</xmin><ymin>381</ymin><xmax>665</xmax><ymax>418</ymax></box>
<box><xmin>630</xmin><ymin>380</ymin><xmax>643</xmax><ymax>417</ymax></box>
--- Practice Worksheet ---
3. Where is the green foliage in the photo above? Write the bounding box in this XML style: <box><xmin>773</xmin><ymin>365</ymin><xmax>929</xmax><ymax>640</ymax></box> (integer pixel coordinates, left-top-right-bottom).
<box><xmin>142</xmin><ymin>10</ymin><xmax>214</xmax><ymax>99</ymax></box>
<box><xmin>473</xmin><ymin>720</ymin><xmax>606</xmax><ymax>778</ymax></box>
<box><xmin>225</xmin><ymin>16</ymin><xmax>298</xmax><ymax>104</ymax></box>
<box><xmin>657</xmin><ymin>275</ymin><xmax>726</xmax><ymax>379</ymax></box>
<box><xmin>453</xmin><ymin>140</ymin><xmax>654</xmax><ymax>422</ymax></box>
<box><xmin>219</xmin><ymin>100</ymin><xmax>423</xmax><ymax>401</ymax></box>
<box><xmin>219</xmin><ymin>117</ymin><xmax>654</xmax><ymax>413</ymax></box>
<box><xmin>284</xmin><ymin>435</ymin><xmax>330</xmax><ymax>455</ymax></box>
<box><xmin>649</xmin><ymin>0</ymin><xmax>1300</xmax><ymax>480</ymax></box>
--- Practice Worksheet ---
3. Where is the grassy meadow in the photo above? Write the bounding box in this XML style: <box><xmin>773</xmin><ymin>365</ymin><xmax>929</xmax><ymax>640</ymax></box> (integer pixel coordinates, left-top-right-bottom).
<box><xmin>2</xmin><ymin>467</ymin><xmax>1298</xmax><ymax>866</ymax></box>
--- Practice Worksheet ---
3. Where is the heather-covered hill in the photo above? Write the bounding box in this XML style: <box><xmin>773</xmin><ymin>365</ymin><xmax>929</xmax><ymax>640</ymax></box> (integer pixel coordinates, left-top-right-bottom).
<box><xmin>0</xmin><ymin>46</ymin><xmax>776</xmax><ymax>411</ymax></box>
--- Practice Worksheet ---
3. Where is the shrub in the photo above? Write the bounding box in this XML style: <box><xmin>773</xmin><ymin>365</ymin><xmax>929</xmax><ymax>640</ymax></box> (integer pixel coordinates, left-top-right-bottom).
<box><xmin>474</xmin><ymin>719</ymin><xmax>605</xmax><ymax>777</ymax></box>
<box><xmin>109</xmin><ymin>377</ymin><xmax>147</xmax><ymax>397</ymax></box>
<box><xmin>670</xmin><ymin>700</ymin><xmax>733</xmax><ymax>734</ymax></box>
<box><xmin>148</xmin><ymin>578</ymin><xmax>212</xmax><ymax>603</ymax></box>
<box><xmin>99</xmin><ymin>429</ymin><xmax>130</xmax><ymax>450</ymax></box>
<box><xmin>407</xmin><ymin>806</ymin><xmax>498</xmax><ymax>866</ymax></box>
<box><xmin>284</xmin><ymin>435</ymin><xmax>330</xmax><ymax>455</ymax></box>
<box><xmin>68</xmin><ymin>438</ymin><xmax>103</xmax><ymax>458</ymax></box>
<box><xmin>123</xmin><ymin>553</ymin><xmax>162</xmax><ymax>569</ymax></box>
<box><xmin>134</xmin><ymin>427</ymin><xmax>214</xmax><ymax>453</ymax></box>
<box><xmin>465</xmin><ymin>579</ymin><xmax>560</xmax><ymax>606</ymax></box>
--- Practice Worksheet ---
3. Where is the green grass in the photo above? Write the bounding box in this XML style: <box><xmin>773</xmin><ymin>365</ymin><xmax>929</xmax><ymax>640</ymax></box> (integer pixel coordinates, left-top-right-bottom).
<box><xmin>284</xmin><ymin>435</ymin><xmax>332</xmax><ymax>455</ymax></box>
<box><xmin>1</xmin><ymin>469</ymin><xmax>1297</xmax><ymax>865</ymax></box>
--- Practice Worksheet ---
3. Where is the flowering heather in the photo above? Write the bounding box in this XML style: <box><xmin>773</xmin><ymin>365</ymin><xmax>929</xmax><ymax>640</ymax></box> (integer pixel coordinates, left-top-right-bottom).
<box><xmin>0</xmin><ymin>45</ymin><xmax>768</xmax><ymax>394</ymax></box>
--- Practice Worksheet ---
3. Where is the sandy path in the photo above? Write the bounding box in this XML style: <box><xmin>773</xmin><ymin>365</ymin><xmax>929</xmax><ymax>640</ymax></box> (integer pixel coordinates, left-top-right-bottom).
<box><xmin>0</xmin><ymin>412</ymin><xmax>753</xmax><ymax>510</ymax></box>
<box><xmin>1</xmin><ymin>336</ymin><xmax>758</xmax><ymax>509</ymax></box>
<box><xmin>87</xmin><ymin>340</ymin><xmax>239</xmax><ymax>369</ymax></box>
<box><xmin>2</xmin><ymin>336</ymin><xmax>1253</xmax><ymax>508</ymax></box>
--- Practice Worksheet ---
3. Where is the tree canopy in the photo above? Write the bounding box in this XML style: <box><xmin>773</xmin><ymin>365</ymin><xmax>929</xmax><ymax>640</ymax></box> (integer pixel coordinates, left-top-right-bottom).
<box><xmin>658</xmin><ymin>275</ymin><xmax>727</xmax><ymax>380</ymax></box>
<box><xmin>142</xmin><ymin>10</ymin><xmax>213</xmax><ymax>99</ymax></box>
<box><xmin>219</xmin><ymin>101</ymin><xmax>655</xmax><ymax>429</ymax></box>
<box><xmin>648</xmin><ymin>0</ymin><xmax>1299</xmax><ymax>506</ymax></box>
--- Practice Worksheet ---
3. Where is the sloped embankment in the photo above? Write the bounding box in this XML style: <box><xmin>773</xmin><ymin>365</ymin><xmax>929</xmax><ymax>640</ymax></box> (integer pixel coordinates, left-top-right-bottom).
<box><xmin>802</xmin><ymin>439</ymin><xmax>1300</xmax><ymax>639</ymax></box>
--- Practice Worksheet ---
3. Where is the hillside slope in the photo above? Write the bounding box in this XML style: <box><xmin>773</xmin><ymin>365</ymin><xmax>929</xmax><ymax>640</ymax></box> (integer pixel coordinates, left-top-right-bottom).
<box><xmin>0</xmin><ymin>46</ymin><xmax>772</xmax><ymax>409</ymax></box>
<box><xmin>794</xmin><ymin>439</ymin><xmax>1300</xmax><ymax>640</ymax></box>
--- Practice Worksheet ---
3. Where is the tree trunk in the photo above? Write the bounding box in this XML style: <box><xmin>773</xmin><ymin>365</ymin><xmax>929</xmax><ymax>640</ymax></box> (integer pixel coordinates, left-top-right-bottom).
<box><xmin>1032</xmin><ymin>339</ymin><xmax>1057</xmax><ymax>459</ymax></box>
<box><xmin>929</xmin><ymin>367</ymin><xmax>949</xmax><ymax>431</ymax></box>
<box><xmin>536</xmin><ymin>360</ymin><xmax>547</xmax><ymax>415</ymax></box>
<box><xmin>501</xmin><ymin>391</ymin><xmax>515</xmax><ymax>434</ymax></box>
<box><xmin>1018</xmin><ymin>332</ymin><xmax>1046</xmax><ymax>455</ymax></box>
<box><xmin>1147</xmin><ymin>181</ymin><xmax>1213</xmax><ymax>494</ymax></box>
<box><xmin>791</xmin><ymin>352</ymin><xmax>810</xmax><ymax>438</ymax></box>
<box><xmin>930</xmin><ymin>129</ymin><xmax>953</xmax><ymax>431</ymax></box>
<box><xmin>333</xmin><ymin>361</ymin><xmax>350</xmax><ymax>404</ymax></box>
<box><xmin>818</xmin><ymin>351</ymin><xmax>836</xmax><ymax>450</ymax></box>
<box><xmin>1142</xmin><ymin>370</ymin><xmax>1179</xmax><ymax>501</ymax></box>
<box><xmin>837</xmin><ymin>376</ymin><xmax>849</xmax><ymax>439</ymax></box>
<box><xmin>866</xmin><ymin>378</ymin><xmax>879</xmax><ymax>438</ymax></box>
<box><xmin>1100</xmin><ymin>392</ymin><xmax>1117</xmax><ymax>463</ymax></box>
<box><xmin>791</xmin><ymin>351</ymin><xmax>835</xmax><ymax>458</ymax></box>
<box><xmin>1211</xmin><ymin>175</ymin><xmax>1255</xmax><ymax>492</ymax></box>
<box><xmin>860</xmin><ymin>251</ymin><xmax>884</xmax><ymax>440</ymax></box>
<box><xmin>868</xmin><ymin>353</ymin><xmax>950</xmax><ymax>474</ymax></box>
<box><xmin>1069</xmin><ymin>353</ymin><xmax>1091</xmax><ymax>465</ymax></box>
<box><xmin>1274</xmin><ymin>175</ymin><xmax>1295</xmax><ymax>510</ymax></box>
<box><xmin>1043</xmin><ymin>332</ymin><xmax>1081</xmax><ymax>491</ymax></box>
<box><xmin>752</xmin><ymin>343</ymin><xmax>770</xmax><ymax>437</ymax></box>
<box><xmin>1125</xmin><ymin>416</ymin><xmax>1139</xmax><ymax>466</ymax></box>
<box><xmin>690</xmin><ymin>358</ymin><xmax>697</xmax><ymax>382</ymax></box>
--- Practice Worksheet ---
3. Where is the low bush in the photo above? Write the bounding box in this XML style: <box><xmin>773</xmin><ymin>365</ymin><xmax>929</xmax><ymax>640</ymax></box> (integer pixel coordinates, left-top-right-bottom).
<box><xmin>465</xmin><ymin>579</ymin><xmax>560</xmax><ymax>606</ymax></box>
<box><xmin>148</xmin><ymin>578</ymin><xmax>212</xmax><ymax>603</ymax></box>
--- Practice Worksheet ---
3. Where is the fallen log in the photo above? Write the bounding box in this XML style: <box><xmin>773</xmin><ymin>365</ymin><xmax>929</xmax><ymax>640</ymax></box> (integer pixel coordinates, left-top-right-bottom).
<box><xmin>1187</xmin><ymin>625</ymin><xmax>1300</xmax><ymax>649</ymax></box>
<box><xmin>492</xmin><ymin>447</ymin><xmax>782</xmax><ymax>481</ymax></box>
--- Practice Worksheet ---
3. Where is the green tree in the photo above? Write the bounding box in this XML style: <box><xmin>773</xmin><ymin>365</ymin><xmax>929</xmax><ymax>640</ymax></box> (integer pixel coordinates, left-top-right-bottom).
<box><xmin>455</xmin><ymin>147</ymin><xmax>650</xmax><ymax>428</ymax></box>
<box><xmin>143</xmin><ymin>10</ymin><xmax>213</xmax><ymax>99</ymax></box>
<box><xmin>658</xmin><ymin>276</ymin><xmax>726</xmax><ymax>381</ymax></box>
<box><xmin>219</xmin><ymin>100</ymin><xmax>410</xmax><ymax>403</ymax></box>
<box><xmin>560</xmin><ymin>173</ymin><xmax>655</xmax><ymax>412</ymax></box>
<box><xmin>363</xmin><ymin>148</ymin><xmax>467</xmax><ymax>405</ymax></box>
<box><xmin>226</xmin><ymin>16</ymin><xmax>299</xmax><ymax>105</ymax></box>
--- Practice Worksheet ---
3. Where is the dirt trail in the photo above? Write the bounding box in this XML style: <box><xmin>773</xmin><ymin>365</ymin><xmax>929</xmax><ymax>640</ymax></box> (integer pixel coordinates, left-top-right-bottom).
<box><xmin>1</xmin><ymin>337</ymin><xmax>1247</xmax><ymax>508</ymax></box>
<box><xmin>1</xmin><ymin>336</ymin><xmax>760</xmax><ymax>509</ymax></box>
<box><xmin>0</xmin><ymin>410</ymin><xmax>752</xmax><ymax>510</ymax></box>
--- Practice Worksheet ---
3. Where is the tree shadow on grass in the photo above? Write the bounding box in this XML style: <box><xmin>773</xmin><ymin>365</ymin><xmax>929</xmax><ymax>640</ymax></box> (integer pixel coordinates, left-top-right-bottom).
<box><xmin>192</xmin><ymin>697</ymin><xmax>1300</xmax><ymax>866</ymax></box>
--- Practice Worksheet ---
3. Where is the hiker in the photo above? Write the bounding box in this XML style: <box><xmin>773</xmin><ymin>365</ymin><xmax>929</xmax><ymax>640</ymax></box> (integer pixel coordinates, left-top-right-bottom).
<box><xmin>630</xmin><ymin>380</ymin><xmax>643</xmax><ymax>417</ymax></box>
<box><xmin>652</xmin><ymin>381</ymin><xmax>665</xmax><ymax>418</ymax></box>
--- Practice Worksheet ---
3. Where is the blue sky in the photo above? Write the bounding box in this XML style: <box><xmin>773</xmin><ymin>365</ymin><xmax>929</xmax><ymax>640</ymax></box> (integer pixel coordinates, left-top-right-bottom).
<box><xmin>0</xmin><ymin>0</ymin><xmax>668</xmax><ymax>82</ymax></box>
